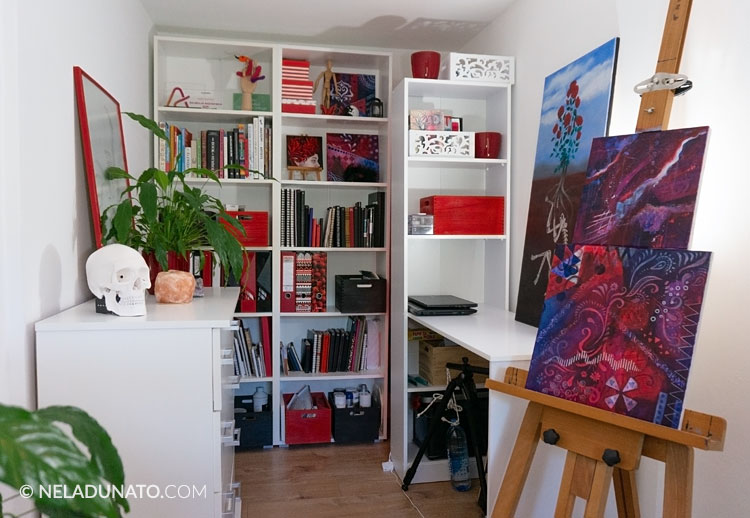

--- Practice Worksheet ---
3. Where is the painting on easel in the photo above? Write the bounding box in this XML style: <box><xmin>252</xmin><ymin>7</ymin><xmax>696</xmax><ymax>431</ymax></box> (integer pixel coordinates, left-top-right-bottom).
<box><xmin>526</xmin><ymin>244</ymin><xmax>711</xmax><ymax>428</ymax></box>
<box><xmin>515</xmin><ymin>38</ymin><xmax>620</xmax><ymax>327</ymax></box>
<box><xmin>572</xmin><ymin>126</ymin><xmax>709</xmax><ymax>248</ymax></box>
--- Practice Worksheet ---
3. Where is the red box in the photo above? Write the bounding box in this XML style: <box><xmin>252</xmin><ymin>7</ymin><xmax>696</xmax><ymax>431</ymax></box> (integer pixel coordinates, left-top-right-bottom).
<box><xmin>224</xmin><ymin>211</ymin><xmax>269</xmax><ymax>247</ymax></box>
<box><xmin>419</xmin><ymin>195</ymin><xmax>504</xmax><ymax>235</ymax></box>
<box><xmin>283</xmin><ymin>392</ymin><xmax>331</xmax><ymax>445</ymax></box>
<box><xmin>282</xmin><ymin>102</ymin><xmax>316</xmax><ymax>114</ymax></box>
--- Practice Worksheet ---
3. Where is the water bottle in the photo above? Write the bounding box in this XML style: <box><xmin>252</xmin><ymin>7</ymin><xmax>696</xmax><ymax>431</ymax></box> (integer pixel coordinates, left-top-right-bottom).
<box><xmin>446</xmin><ymin>419</ymin><xmax>471</xmax><ymax>491</ymax></box>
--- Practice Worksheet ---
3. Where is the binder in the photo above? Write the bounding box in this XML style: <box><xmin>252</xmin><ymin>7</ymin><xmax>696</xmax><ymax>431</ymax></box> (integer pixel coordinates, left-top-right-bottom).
<box><xmin>239</xmin><ymin>252</ymin><xmax>256</xmax><ymax>312</ymax></box>
<box><xmin>261</xmin><ymin>317</ymin><xmax>271</xmax><ymax>376</ymax></box>
<box><xmin>256</xmin><ymin>252</ymin><xmax>272</xmax><ymax>312</ymax></box>
<box><xmin>311</xmin><ymin>252</ymin><xmax>327</xmax><ymax>312</ymax></box>
<box><xmin>295</xmin><ymin>252</ymin><xmax>312</xmax><ymax>312</ymax></box>
<box><xmin>280</xmin><ymin>251</ymin><xmax>296</xmax><ymax>312</ymax></box>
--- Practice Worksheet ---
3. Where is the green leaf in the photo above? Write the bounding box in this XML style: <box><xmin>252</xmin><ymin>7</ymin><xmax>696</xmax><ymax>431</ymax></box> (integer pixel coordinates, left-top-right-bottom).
<box><xmin>153</xmin><ymin>169</ymin><xmax>169</xmax><ymax>191</ymax></box>
<box><xmin>112</xmin><ymin>202</ymin><xmax>134</xmax><ymax>245</ymax></box>
<box><xmin>105</xmin><ymin>167</ymin><xmax>134</xmax><ymax>181</ymax></box>
<box><xmin>183</xmin><ymin>167</ymin><xmax>220</xmax><ymax>183</ymax></box>
<box><xmin>139</xmin><ymin>182</ymin><xmax>157</xmax><ymax>224</ymax></box>
<box><xmin>123</xmin><ymin>112</ymin><xmax>167</xmax><ymax>140</ymax></box>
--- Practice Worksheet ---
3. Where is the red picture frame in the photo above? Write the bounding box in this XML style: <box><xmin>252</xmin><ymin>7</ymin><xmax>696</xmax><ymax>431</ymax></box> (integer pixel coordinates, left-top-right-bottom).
<box><xmin>73</xmin><ymin>66</ymin><xmax>130</xmax><ymax>248</ymax></box>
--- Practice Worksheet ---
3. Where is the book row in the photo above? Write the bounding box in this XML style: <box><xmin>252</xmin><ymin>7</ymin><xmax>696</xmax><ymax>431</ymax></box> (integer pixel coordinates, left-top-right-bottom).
<box><xmin>233</xmin><ymin>317</ymin><xmax>272</xmax><ymax>378</ymax></box>
<box><xmin>280</xmin><ymin>316</ymin><xmax>380</xmax><ymax>375</ymax></box>
<box><xmin>280</xmin><ymin>189</ymin><xmax>385</xmax><ymax>248</ymax></box>
<box><xmin>158</xmin><ymin>118</ymin><xmax>272</xmax><ymax>179</ymax></box>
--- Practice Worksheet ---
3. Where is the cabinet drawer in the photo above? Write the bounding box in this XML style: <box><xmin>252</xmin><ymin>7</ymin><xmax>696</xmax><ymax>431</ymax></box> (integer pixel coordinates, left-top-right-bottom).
<box><xmin>213</xmin><ymin>412</ymin><xmax>237</xmax><ymax>495</ymax></box>
<box><xmin>213</xmin><ymin>327</ymin><xmax>237</xmax><ymax>412</ymax></box>
<box><xmin>215</xmin><ymin>482</ymin><xmax>240</xmax><ymax>518</ymax></box>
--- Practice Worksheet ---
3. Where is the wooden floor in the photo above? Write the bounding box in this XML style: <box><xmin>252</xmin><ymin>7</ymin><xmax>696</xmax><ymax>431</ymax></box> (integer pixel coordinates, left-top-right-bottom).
<box><xmin>236</xmin><ymin>441</ymin><xmax>485</xmax><ymax>518</ymax></box>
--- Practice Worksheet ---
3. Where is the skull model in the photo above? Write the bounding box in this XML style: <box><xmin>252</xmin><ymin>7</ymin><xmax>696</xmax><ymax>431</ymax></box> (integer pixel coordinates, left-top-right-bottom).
<box><xmin>85</xmin><ymin>244</ymin><xmax>151</xmax><ymax>316</ymax></box>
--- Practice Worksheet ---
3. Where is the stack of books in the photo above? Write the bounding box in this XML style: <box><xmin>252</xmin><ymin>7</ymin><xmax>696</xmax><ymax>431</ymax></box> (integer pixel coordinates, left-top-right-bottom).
<box><xmin>282</xmin><ymin>59</ymin><xmax>316</xmax><ymax>114</ymax></box>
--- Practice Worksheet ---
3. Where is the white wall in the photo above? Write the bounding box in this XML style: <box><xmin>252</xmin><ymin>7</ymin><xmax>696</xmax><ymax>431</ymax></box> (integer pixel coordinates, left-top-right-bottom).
<box><xmin>0</xmin><ymin>0</ymin><xmax>153</xmax><ymax>408</ymax></box>
<box><xmin>463</xmin><ymin>0</ymin><xmax>750</xmax><ymax>516</ymax></box>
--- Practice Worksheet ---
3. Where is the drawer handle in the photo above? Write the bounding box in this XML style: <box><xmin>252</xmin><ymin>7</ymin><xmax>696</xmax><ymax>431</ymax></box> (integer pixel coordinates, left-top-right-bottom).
<box><xmin>224</xmin><ymin>375</ymin><xmax>240</xmax><ymax>390</ymax></box>
<box><xmin>223</xmin><ymin>427</ymin><xmax>241</xmax><ymax>447</ymax></box>
<box><xmin>221</xmin><ymin>358</ymin><xmax>235</xmax><ymax>366</ymax></box>
<box><xmin>222</xmin><ymin>349</ymin><xmax>233</xmax><ymax>359</ymax></box>
<box><xmin>223</xmin><ymin>490</ymin><xmax>236</xmax><ymax>513</ymax></box>
<box><xmin>356</xmin><ymin>283</ymin><xmax>372</xmax><ymax>289</ymax></box>
<box><xmin>221</xmin><ymin>420</ymin><xmax>235</xmax><ymax>436</ymax></box>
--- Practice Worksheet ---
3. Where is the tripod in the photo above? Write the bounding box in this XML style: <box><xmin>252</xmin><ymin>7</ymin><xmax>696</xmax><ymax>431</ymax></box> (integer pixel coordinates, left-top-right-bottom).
<box><xmin>401</xmin><ymin>358</ymin><xmax>489</xmax><ymax>515</ymax></box>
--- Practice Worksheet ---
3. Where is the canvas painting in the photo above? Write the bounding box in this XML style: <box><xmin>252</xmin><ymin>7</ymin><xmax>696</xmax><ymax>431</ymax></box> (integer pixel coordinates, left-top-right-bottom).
<box><xmin>516</xmin><ymin>38</ymin><xmax>620</xmax><ymax>327</ymax></box>
<box><xmin>572</xmin><ymin>127</ymin><xmax>709</xmax><ymax>248</ymax></box>
<box><xmin>526</xmin><ymin>244</ymin><xmax>711</xmax><ymax>428</ymax></box>
<box><xmin>326</xmin><ymin>133</ymin><xmax>379</xmax><ymax>182</ymax></box>
<box><xmin>286</xmin><ymin>135</ymin><xmax>323</xmax><ymax>169</ymax></box>
<box><xmin>328</xmin><ymin>73</ymin><xmax>376</xmax><ymax>116</ymax></box>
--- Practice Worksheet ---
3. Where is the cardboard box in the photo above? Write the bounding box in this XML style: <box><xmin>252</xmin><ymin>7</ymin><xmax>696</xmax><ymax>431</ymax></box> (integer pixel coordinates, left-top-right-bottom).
<box><xmin>418</xmin><ymin>339</ymin><xmax>489</xmax><ymax>385</ymax></box>
<box><xmin>419</xmin><ymin>195</ymin><xmax>504</xmax><ymax>235</ymax></box>
<box><xmin>283</xmin><ymin>392</ymin><xmax>331</xmax><ymax>445</ymax></box>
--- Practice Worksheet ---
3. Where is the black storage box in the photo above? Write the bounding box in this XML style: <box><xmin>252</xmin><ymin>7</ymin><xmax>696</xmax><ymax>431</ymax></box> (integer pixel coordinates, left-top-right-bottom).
<box><xmin>412</xmin><ymin>388</ymin><xmax>488</xmax><ymax>460</ymax></box>
<box><xmin>235</xmin><ymin>395</ymin><xmax>273</xmax><ymax>450</ymax></box>
<box><xmin>334</xmin><ymin>274</ymin><xmax>387</xmax><ymax>313</ymax></box>
<box><xmin>328</xmin><ymin>392</ymin><xmax>381</xmax><ymax>443</ymax></box>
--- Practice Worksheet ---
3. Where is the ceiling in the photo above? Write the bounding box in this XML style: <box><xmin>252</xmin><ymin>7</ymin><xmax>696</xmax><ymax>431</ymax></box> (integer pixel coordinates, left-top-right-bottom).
<box><xmin>138</xmin><ymin>0</ymin><xmax>516</xmax><ymax>50</ymax></box>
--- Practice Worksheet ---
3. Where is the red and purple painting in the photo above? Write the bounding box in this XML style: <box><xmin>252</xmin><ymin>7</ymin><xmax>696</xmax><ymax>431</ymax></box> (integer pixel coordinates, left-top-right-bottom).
<box><xmin>286</xmin><ymin>135</ymin><xmax>322</xmax><ymax>168</ymax></box>
<box><xmin>326</xmin><ymin>133</ymin><xmax>379</xmax><ymax>182</ymax></box>
<box><xmin>525</xmin><ymin>244</ymin><xmax>711</xmax><ymax>428</ymax></box>
<box><xmin>573</xmin><ymin>127</ymin><xmax>709</xmax><ymax>248</ymax></box>
<box><xmin>516</xmin><ymin>38</ymin><xmax>620</xmax><ymax>327</ymax></box>
<box><xmin>328</xmin><ymin>73</ymin><xmax>376</xmax><ymax>116</ymax></box>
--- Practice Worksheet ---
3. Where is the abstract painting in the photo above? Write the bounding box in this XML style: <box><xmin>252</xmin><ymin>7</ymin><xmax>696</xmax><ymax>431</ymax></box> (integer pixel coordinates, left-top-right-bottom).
<box><xmin>572</xmin><ymin>127</ymin><xmax>709</xmax><ymax>248</ymax></box>
<box><xmin>526</xmin><ymin>244</ymin><xmax>711</xmax><ymax>428</ymax></box>
<box><xmin>326</xmin><ymin>133</ymin><xmax>379</xmax><ymax>182</ymax></box>
<box><xmin>516</xmin><ymin>38</ymin><xmax>620</xmax><ymax>327</ymax></box>
<box><xmin>328</xmin><ymin>73</ymin><xmax>376</xmax><ymax>116</ymax></box>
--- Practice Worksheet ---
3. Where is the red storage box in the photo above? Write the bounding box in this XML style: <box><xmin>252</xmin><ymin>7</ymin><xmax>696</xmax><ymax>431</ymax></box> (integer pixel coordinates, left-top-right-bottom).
<box><xmin>282</xmin><ymin>102</ymin><xmax>316</xmax><ymax>114</ymax></box>
<box><xmin>224</xmin><ymin>211</ymin><xmax>269</xmax><ymax>246</ymax></box>
<box><xmin>419</xmin><ymin>195</ymin><xmax>504</xmax><ymax>235</ymax></box>
<box><xmin>283</xmin><ymin>392</ymin><xmax>332</xmax><ymax>445</ymax></box>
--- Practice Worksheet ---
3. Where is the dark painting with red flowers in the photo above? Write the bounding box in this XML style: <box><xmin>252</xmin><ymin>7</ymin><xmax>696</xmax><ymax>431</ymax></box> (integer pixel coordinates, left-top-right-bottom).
<box><xmin>516</xmin><ymin>38</ymin><xmax>620</xmax><ymax>327</ymax></box>
<box><xmin>326</xmin><ymin>133</ymin><xmax>379</xmax><ymax>182</ymax></box>
<box><xmin>287</xmin><ymin>135</ymin><xmax>323</xmax><ymax>169</ymax></box>
<box><xmin>526</xmin><ymin>244</ymin><xmax>711</xmax><ymax>428</ymax></box>
<box><xmin>327</xmin><ymin>73</ymin><xmax>376</xmax><ymax>116</ymax></box>
<box><xmin>573</xmin><ymin>127</ymin><xmax>709</xmax><ymax>248</ymax></box>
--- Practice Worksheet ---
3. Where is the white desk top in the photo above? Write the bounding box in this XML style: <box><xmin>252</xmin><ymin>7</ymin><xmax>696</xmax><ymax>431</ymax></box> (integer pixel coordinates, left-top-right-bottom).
<box><xmin>35</xmin><ymin>288</ymin><xmax>241</xmax><ymax>332</ymax></box>
<box><xmin>408</xmin><ymin>305</ymin><xmax>538</xmax><ymax>362</ymax></box>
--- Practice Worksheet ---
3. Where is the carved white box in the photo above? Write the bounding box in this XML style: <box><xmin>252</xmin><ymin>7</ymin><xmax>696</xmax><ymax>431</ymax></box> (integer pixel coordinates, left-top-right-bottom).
<box><xmin>409</xmin><ymin>131</ymin><xmax>475</xmax><ymax>157</ymax></box>
<box><xmin>449</xmin><ymin>53</ymin><xmax>515</xmax><ymax>84</ymax></box>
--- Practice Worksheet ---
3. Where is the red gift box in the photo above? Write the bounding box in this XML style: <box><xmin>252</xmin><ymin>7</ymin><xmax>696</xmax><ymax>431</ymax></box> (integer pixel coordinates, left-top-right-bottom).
<box><xmin>224</xmin><ymin>211</ymin><xmax>269</xmax><ymax>247</ymax></box>
<box><xmin>283</xmin><ymin>392</ymin><xmax>332</xmax><ymax>445</ymax></box>
<box><xmin>419</xmin><ymin>195</ymin><xmax>505</xmax><ymax>235</ymax></box>
<box><xmin>282</xmin><ymin>102</ymin><xmax>316</xmax><ymax>114</ymax></box>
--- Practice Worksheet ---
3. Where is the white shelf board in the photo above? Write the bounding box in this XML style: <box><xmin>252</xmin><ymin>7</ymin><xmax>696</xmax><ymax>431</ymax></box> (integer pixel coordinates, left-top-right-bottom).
<box><xmin>407</xmin><ymin>306</ymin><xmax>537</xmax><ymax>363</ymax></box>
<box><xmin>405</xmin><ymin>442</ymin><xmax>486</xmax><ymax>484</ymax></box>
<box><xmin>406</xmin><ymin>78</ymin><xmax>510</xmax><ymax>99</ymax></box>
<box><xmin>234</xmin><ymin>312</ymin><xmax>273</xmax><ymax>318</ymax></box>
<box><xmin>280</xmin><ymin>370</ymin><xmax>384</xmax><ymax>381</ymax></box>
<box><xmin>184</xmin><ymin>177</ymin><xmax>274</xmax><ymax>186</ymax></box>
<box><xmin>281</xmin><ymin>180</ymin><xmax>387</xmax><ymax>189</ymax></box>
<box><xmin>282</xmin><ymin>113</ymin><xmax>388</xmax><ymax>124</ymax></box>
<box><xmin>408</xmin><ymin>235</ymin><xmax>505</xmax><ymax>240</ymax></box>
<box><xmin>281</xmin><ymin>310</ymin><xmax>386</xmax><ymax>317</ymax></box>
<box><xmin>407</xmin><ymin>382</ymin><xmax>486</xmax><ymax>393</ymax></box>
<box><xmin>408</xmin><ymin>156</ymin><xmax>507</xmax><ymax>166</ymax></box>
<box><xmin>157</xmin><ymin>106</ymin><xmax>273</xmax><ymax>123</ymax></box>
<box><xmin>241</xmin><ymin>247</ymin><xmax>273</xmax><ymax>252</ymax></box>
<box><xmin>239</xmin><ymin>376</ymin><xmax>272</xmax><ymax>383</ymax></box>
<box><xmin>279</xmin><ymin>247</ymin><xmax>386</xmax><ymax>252</ymax></box>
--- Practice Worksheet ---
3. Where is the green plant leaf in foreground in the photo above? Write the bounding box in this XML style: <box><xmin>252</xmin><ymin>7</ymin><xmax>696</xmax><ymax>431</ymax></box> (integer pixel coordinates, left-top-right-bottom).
<box><xmin>123</xmin><ymin>111</ymin><xmax>166</xmax><ymax>140</ymax></box>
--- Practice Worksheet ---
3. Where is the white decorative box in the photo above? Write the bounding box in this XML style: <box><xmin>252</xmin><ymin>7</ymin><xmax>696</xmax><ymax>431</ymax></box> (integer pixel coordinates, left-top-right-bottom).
<box><xmin>449</xmin><ymin>53</ymin><xmax>515</xmax><ymax>84</ymax></box>
<box><xmin>409</xmin><ymin>131</ymin><xmax>475</xmax><ymax>157</ymax></box>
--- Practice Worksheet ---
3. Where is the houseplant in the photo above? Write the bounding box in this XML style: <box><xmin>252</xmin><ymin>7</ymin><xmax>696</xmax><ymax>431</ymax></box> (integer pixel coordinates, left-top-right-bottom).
<box><xmin>0</xmin><ymin>404</ymin><xmax>128</xmax><ymax>517</ymax></box>
<box><xmin>102</xmin><ymin>112</ymin><xmax>245</xmax><ymax>283</ymax></box>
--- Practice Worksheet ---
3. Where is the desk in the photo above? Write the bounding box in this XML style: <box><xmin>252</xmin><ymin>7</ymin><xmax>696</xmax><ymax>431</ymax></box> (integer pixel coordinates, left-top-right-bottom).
<box><xmin>397</xmin><ymin>305</ymin><xmax>537</xmax><ymax>516</ymax></box>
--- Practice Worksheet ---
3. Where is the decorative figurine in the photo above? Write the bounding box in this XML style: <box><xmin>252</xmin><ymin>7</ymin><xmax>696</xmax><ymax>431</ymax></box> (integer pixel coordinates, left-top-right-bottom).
<box><xmin>235</xmin><ymin>55</ymin><xmax>266</xmax><ymax>111</ymax></box>
<box><xmin>313</xmin><ymin>59</ymin><xmax>339</xmax><ymax>111</ymax></box>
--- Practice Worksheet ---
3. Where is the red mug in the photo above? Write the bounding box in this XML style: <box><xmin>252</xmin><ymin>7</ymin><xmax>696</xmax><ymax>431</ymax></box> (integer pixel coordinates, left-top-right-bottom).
<box><xmin>411</xmin><ymin>51</ymin><xmax>441</xmax><ymax>79</ymax></box>
<box><xmin>475</xmin><ymin>132</ymin><xmax>502</xmax><ymax>159</ymax></box>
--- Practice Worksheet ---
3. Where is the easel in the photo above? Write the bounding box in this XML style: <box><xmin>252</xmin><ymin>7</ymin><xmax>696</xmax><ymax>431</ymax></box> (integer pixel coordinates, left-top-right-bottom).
<box><xmin>489</xmin><ymin>1</ymin><xmax>728</xmax><ymax>516</ymax></box>
<box><xmin>287</xmin><ymin>165</ymin><xmax>323</xmax><ymax>181</ymax></box>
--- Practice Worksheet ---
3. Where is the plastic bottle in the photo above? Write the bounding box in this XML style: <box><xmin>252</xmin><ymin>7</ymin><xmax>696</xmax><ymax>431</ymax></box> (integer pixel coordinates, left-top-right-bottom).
<box><xmin>446</xmin><ymin>419</ymin><xmax>471</xmax><ymax>491</ymax></box>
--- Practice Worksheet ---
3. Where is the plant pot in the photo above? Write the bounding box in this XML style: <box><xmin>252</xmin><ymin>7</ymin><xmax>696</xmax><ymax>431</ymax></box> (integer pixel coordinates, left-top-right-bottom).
<box><xmin>143</xmin><ymin>251</ymin><xmax>190</xmax><ymax>295</ymax></box>
<box><xmin>474</xmin><ymin>132</ymin><xmax>502</xmax><ymax>159</ymax></box>
<box><xmin>411</xmin><ymin>51</ymin><xmax>441</xmax><ymax>79</ymax></box>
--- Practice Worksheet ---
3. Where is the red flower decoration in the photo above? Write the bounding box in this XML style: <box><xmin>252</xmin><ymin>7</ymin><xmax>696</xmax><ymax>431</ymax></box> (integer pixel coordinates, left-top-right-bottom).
<box><xmin>563</xmin><ymin>113</ymin><xmax>572</xmax><ymax>126</ymax></box>
<box><xmin>558</xmin><ymin>106</ymin><xmax>564</xmax><ymax>118</ymax></box>
<box><xmin>575</xmin><ymin>97</ymin><xmax>581</xmax><ymax>108</ymax></box>
<box><xmin>568</xmin><ymin>80</ymin><xmax>579</xmax><ymax>98</ymax></box>
<box><xmin>575</xmin><ymin>115</ymin><xmax>583</xmax><ymax>126</ymax></box>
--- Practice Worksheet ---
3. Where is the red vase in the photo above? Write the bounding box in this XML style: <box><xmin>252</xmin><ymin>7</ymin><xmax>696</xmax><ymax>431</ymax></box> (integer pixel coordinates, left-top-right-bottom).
<box><xmin>143</xmin><ymin>251</ymin><xmax>191</xmax><ymax>294</ymax></box>
<box><xmin>411</xmin><ymin>51</ymin><xmax>441</xmax><ymax>79</ymax></box>
<box><xmin>475</xmin><ymin>132</ymin><xmax>502</xmax><ymax>159</ymax></box>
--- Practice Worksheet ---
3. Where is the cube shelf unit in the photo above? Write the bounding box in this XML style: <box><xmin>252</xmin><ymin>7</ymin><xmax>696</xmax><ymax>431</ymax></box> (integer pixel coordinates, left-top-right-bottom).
<box><xmin>390</xmin><ymin>77</ymin><xmax>513</xmax><ymax>482</ymax></box>
<box><xmin>154</xmin><ymin>35</ymin><xmax>392</xmax><ymax>445</ymax></box>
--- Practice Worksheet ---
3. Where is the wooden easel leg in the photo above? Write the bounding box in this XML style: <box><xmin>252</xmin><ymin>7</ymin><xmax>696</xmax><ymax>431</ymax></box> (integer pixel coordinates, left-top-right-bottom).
<box><xmin>663</xmin><ymin>443</ymin><xmax>694</xmax><ymax>518</ymax></box>
<box><xmin>492</xmin><ymin>402</ymin><xmax>543</xmax><ymax>518</ymax></box>
<box><xmin>554</xmin><ymin>451</ymin><xmax>578</xmax><ymax>518</ymax></box>
<box><xmin>613</xmin><ymin>468</ymin><xmax>640</xmax><ymax>518</ymax></box>
<box><xmin>583</xmin><ymin>461</ymin><xmax>613</xmax><ymax>518</ymax></box>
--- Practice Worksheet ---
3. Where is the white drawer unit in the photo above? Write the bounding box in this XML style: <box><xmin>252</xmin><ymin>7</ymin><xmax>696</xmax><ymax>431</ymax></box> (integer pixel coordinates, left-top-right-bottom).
<box><xmin>35</xmin><ymin>288</ymin><xmax>241</xmax><ymax>518</ymax></box>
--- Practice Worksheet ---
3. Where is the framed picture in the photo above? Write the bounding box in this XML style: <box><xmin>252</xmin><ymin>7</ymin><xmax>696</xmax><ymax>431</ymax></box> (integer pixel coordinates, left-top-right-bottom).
<box><xmin>328</xmin><ymin>73</ymin><xmax>376</xmax><ymax>116</ymax></box>
<box><xmin>74</xmin><ymin>66</ymin><xmax>130</xmax><ymax>248</ymax></box>
<box><xmin>326</xmin><ymin>133</ymin><xmax>379</xmax><ymax>182</ymax></box>
<box><xmin>286</xmin><ymin>135</ymin><xmax>323</xmax><ymax>180</ymax></box>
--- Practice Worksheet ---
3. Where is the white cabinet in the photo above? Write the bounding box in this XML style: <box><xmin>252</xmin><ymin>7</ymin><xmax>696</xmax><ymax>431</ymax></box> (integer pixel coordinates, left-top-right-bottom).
<box><xmin>35</xmin><ymin>288</ymin><xmax>241</xmax><ymax>518</ymax></box>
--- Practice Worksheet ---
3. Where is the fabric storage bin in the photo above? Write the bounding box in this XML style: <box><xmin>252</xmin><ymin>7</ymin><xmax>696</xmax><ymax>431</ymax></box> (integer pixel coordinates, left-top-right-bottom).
<box><xmin>235</xmin><ymin>395</ymin><xmax>272</xmax><ymax>450</ymax></box>
<box><xmin>335</xmin><ymin>275</ymin><xmax>386</xmax><ymax>313</ymax></box>
<box><xmin>419</xmin><ymin>338</ymin><xmax>489</xmax><ymax>385</ymax></box>
<box><xmin>328</xmin><ymin>392</ymin><xmax>381</xmax><ymax>443</ymax></box>
<box><xmin>283</xmin><ymin>392</ymin><xmax>331</xmax><ymax>445</ymax></box>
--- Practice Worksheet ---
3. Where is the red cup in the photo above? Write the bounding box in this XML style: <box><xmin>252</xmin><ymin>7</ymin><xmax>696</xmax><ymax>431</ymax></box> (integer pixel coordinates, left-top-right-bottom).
<box><xmin>411</xmin><ymin>51</ymin><xmax>441</xmax><ymax>79</ymax></box>
<box><xmin>475</xmin><ymin>132</ymin><xmax>502</xmax><ymax>159</ymax></box>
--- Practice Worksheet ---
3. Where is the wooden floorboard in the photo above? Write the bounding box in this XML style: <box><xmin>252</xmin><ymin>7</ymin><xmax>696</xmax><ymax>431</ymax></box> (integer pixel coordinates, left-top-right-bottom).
<box><xmin>236</xmin><ymin>442</ymin><xmax>485</xmax><ymax>518</ymax></box>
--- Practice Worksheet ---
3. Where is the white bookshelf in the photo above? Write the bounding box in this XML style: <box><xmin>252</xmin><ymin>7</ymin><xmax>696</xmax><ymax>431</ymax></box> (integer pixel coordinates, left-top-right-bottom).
<box><xmin>154</xmin><ymin>35</ymin><xmax>392</xmax><ymax>446</ymax></box>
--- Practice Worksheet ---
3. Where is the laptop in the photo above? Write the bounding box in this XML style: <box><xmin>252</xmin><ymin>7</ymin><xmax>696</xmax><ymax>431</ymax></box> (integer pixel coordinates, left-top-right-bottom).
<box><xmin>407</xmin><ymin>295</ymin><xmax>478</xmax><ymax>316</ymax></box>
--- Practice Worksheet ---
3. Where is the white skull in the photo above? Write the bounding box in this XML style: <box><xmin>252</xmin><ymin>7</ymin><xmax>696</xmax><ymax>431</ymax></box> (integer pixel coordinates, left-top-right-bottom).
<box><xmin>85</xmin><ymin>244</ymin><xmax>151</xmax><ymax>316</ymax></box>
